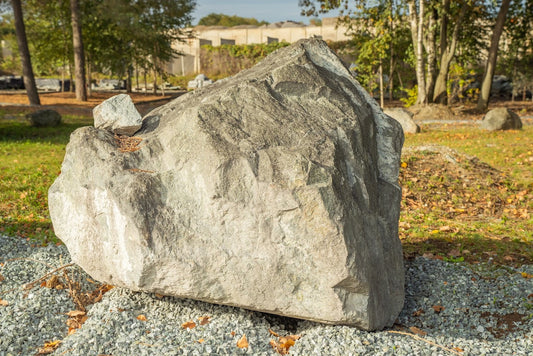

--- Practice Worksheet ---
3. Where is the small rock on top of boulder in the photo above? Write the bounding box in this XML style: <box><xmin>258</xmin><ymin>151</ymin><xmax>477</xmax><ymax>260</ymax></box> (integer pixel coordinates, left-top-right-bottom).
<box><xmin>93</xmin><ymin>93</ymin><xmax>142</xmax><ymax>136</ymax></box>
<box><xmin>49</xmin><ymin>39</ymin><xmax>405</xmax><ymax>330</ymax></box>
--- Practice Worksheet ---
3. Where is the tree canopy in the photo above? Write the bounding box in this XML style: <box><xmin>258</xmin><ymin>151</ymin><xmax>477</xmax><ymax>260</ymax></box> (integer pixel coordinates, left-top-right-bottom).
<box><xmin>299</xmin><ymin>0</ymin><xmax>530</xmax><ymax>108</ymax></box>
<box><xmin>1</xmin><ymin>0</ymin><xmax>196</xmax><ymax>93</ymax></box>
<box><xmin>197</xmin><ymin>13</ymin><xmax>268</xmax><ymax>27</ymax></box>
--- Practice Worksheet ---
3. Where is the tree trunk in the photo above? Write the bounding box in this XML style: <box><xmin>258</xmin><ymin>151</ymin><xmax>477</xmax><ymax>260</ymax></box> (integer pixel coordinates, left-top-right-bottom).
<box><xmin>87</xmin><ymin>56</ymin><xmax>92</xmax><ymax>98</ymax></box>
<box><xmin>152</xmin><ymin>68</ymin><xmax>157</xmax><ymax>94</ymax></box>
<box><xmin>476</xmin><ymin>0</ymin><xmax>511</xmax><ymax>111</ymax></box>
<box><xmin>126</xmin><ymin>66</ymin><xmax>132</xmax><ymax>93</ymax></box>
<box><xmin>433</xmin><ymin>4</ymin><xmax>468</xmax><ymax>104</ymax></box>
<box><xmin>389</xmin><ymin>56</ymin><xmax>395</xmax><ymax>102</ymax></box>
<box><xmin>11</xmin><ymin>0</ymin><xmax>40</xmax><ymax>106</ymax></box>
<box><xmin>408</xmin><ymin>0</ymin><xmax>427</xmax><ymax>105</ymax></box>
<box><xmin>379</xmin><ymin>58</ymin><xmax>384</xmax><ymax>108</ymax></box>
<box><xmin>70</xmin><ymin>0</ymin><xmax>87</xmax><ymax>101</ymax></box>
<box><xmin>425</xmin><ymin>6</ymin><xmax>438</xmax><ymax>102</ymax></box>
<box><xmin>389</xmin><ymin>0</ymin><xmax>395</xmax><ymax>103</ymax></box>
<box><xmin>144</xmin><ymin>69</ymin><xmax>147</xmax><ymax>92</ymax></box>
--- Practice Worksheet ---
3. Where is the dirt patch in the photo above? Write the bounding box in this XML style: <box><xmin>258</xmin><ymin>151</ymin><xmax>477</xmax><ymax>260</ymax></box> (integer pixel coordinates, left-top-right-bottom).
<box><xmin>410</xmin><ymin>104</ymin><xmax>456</xmax><ymax>121</ymax></box>
<box><xmin>399</xmin><ymin>145</ymin><xmax>532</xmax><ymax>265</ymax></box>
<box><xmin>0</xmin><ymin>91</ymin><xmax>182</xmax><ymax>117</ymax></box>
<box><xmin>480</xmin><ymin>311</ymin><xmax>527</xmax><ymax>339</ymax></box>
<box><xmin>400</xmin><ymin>145</ymin><xmax>529</xmax><ymax>219</ymax></box>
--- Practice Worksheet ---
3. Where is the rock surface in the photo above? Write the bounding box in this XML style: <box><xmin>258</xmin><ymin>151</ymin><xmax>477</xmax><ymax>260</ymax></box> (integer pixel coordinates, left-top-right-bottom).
<box><xmin>383</xmin><ymin>108</ymin><xmax>420</xmax><ymax>134</ymax></box>
<box><xmin>480</xmin><ymin>108</ymin><xmax>523</xmax><ymax>131</ymax></box>
<box><xmin>49</xmin><ymin>39</ymin><xmax>405</xmax><ymax>330</ymax></box>
<box><xmin>26</xmin><ymin>109</ymin><xmax>62</xmax><ymax>127</ymax></box>
<box><xmin>93</xmin><ymin>94</ymin><xmax>142</xmax><ymax>135</ymax></box>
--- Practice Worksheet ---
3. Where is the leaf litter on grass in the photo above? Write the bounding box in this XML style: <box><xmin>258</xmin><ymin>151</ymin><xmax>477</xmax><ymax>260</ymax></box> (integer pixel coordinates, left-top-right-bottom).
<box><xmin>399</xmin><ymin>145</ymin><xmax>532</xmax><ymax>266</ymax></box>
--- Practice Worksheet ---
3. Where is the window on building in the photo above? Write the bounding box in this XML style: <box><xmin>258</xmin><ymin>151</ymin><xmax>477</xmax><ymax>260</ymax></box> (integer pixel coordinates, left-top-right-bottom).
<box><xmin>220</xmin><ymin>38</ymin><xmax>236</xmax><ymax>45</ymax></box>
<box><xmin>267</xmin><ymin>37</ymin><xmax>278</xmax><ymax>44</ymax></box>
<box><xmin>199</xmin><ymin>39</ymin><xmax>212</xmax><ymax>46</ymax></box>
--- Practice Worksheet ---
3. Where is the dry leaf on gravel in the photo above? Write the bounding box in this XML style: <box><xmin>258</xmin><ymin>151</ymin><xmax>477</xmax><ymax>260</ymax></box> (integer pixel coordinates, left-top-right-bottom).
<box><xmin>236</xmin><ymin>334</ymin><xmax>249</xmax><ymax>348</ymax></box>
<box><xmin>432</xmin><ymin>305</ymin><xmax>445</xmax><ymax>313</ymax></box>
<box><xmin>269</xmin><ymin>331</ymin><xmax>301</xmax><ymax>354</ymax></box>
<box><xmin>409</xmin><ymin>326</ymin><xmax>427</xmax><ymax>336</ymax></box>
<box><xmin>182</xmin><ymin>320</ymin><xmax>196</xmax><ymax>329</ymax></box>
<box><xmin>36</xmin><ymin>340</ymin><xmax>61</xmax><ymax>355</ymax></box>
<box><xmin>66</xmin><ymin>310</ymin><xmax>88</xmax><ymax>335</ymax></box>
<box><xmin>198</xmin><ymin>316</ymin><xmax>210</xmax><ymax>325</ymax></box>
<box><xmin>0</xmin><ymin>299</ymin><xmax>8</xmax><ymax>306</ymax></box>
<box><xmin>137</xmin><ymin>314</ymin><xmax>147</xmax><ymax>321</ymax></box>
<box><xmin>412</xmin><ymin>309</ymin><xmax>424</xmax><ymax>317</ymax></box>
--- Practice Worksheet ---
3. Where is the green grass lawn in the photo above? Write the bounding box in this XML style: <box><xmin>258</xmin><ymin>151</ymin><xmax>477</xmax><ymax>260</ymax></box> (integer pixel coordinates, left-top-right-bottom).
<box><xmin>0</xmin><ymin>112</ymin><xmax>531</xmax><ymax>265</ymax></box>
<box><xmin>0</xmin><ymin>112</ymin><xmax>93</xmax><ymax>244</ymax></box>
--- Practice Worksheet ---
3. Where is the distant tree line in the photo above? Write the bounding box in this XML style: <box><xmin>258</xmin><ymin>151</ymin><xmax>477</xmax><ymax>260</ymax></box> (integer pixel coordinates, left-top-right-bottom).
<box><xmin>300</xmin><ymin>0</ymin><xmax>533</xmax><ymax>110</ymax></box>
<box><xmin>197</xmin><ymin>13</ymin><xmax>269</xmax><ymax>27</ymax></box>
<box><xmin>0</xmin><ymin>0</ymin><xmax>196</xmax><ymax>103</ymax></box>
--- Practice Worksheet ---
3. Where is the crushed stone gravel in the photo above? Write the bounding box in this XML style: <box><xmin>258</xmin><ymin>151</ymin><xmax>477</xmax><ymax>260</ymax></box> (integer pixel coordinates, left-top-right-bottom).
<box><xmin>1</xmin><ymin>234</ymin><xmax>532</xmax><ymax>355</ymax></box>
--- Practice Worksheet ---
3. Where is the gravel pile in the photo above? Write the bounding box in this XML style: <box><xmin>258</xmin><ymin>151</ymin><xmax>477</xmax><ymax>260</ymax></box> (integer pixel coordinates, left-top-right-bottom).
<box><xmin>1</xmin><ymin>234</ymin><xmax>532</xmax><ymax>355</ymax></box>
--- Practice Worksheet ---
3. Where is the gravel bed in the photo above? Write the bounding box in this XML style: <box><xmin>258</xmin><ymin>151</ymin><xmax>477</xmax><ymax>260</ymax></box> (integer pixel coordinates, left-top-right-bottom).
<box><xmin>1</xmin><ymin>234</ymin><xmax>532</xmax><ymax>355</ymax></box>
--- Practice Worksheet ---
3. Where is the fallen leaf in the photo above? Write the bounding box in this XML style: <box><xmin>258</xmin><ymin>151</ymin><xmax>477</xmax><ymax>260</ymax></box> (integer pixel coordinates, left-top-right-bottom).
<box><xmin>439</xmin><ymin>225</ymin><xmax>452</xmax><ymax>232</ymax></box>
<box><xmin>453</xmin><ymin>347</ymin><xmax>464</xmax><ymax>353</ymax></box>
<box><xmin>401</xmin><ymin>161</ymin><xmax>408</xmax><ymax>168</ymax></box>
<box><xmin>448</xmin><ymin>249</ymin><xmax>461</xmax><ymax>258</ymax></box>
<box><xmin>155</xmin><ymin>293</ymin><xmax>164</xmax><ymax>299</ymax></box>
<box><xmin>432</xmin><ymin>305</ymin><xmax>445</xmax><ymax>313</ymax></box>
<box><xmin>230</xmin><ymin>331</ymin><xmax>236</xmax><ymax>336</ymax></box>
<box><xmin>66</xmin><ymin>310</ymin><xmax>86</xmax><ymax>317</ymax></box>
<box><xmin>236</xmin><ymin>334</ymin><xmax>249</xmax><ymax>348</ymax></box>
<box><xmin>412</xmin><ymin>309</ymin><xmax>424</xmax><ymax>317</ymax></box>
<box><xmin>137</xmin><ymin>314</ymin><xmax>147</xmax><ymax>321</ymax></box>
<box><xmin>430</xmin><ymin>229</ymin><xmax>440</xmax><ymax>234</ymax></box>
<box><xmin>182</xmin><ymin>320</ymin><xmax>196</xmax><ymax>329</ymax></box>
<box><xmin>521</xmin><ymin>272</ymin><xmax>533</xmax><ymax>279</ymax></box>
<box><xmin>0</xmin><ymin>273</ymin><xmax>4</xmax><ymax>282</ymax></box>
<box><xmin>527</xmin><ymin>293</ymin><xmax>533</xmax><ymax>299</ymax></box>
<box><xmin>409</xmin><ymin>326</ymin><xmax>427</xmax><ymax>336</ymax></box>
<box><xmin>197</xmin><ymin>338</ymin><xmax>205</xmax><ymax>343</ymax></box>
<box><xmin>36</xmin><ymin>340</ymin><xmax>62</xmax><ymax>355</ymax></box>
<box><xmin>269</xmin><ymin>332</ymin><xmax>301</xmax><ymax>354</ymax></box>
<box><xmin>0</xmin><ymin>299</ymin><xmax>8</xmax><ymax>306</ymax></box>
<box><xmin>503</xmin><ymin>255</ymin><xmax>515</xmax><ymax>262</ymax></box>
<box><xmin>198</xmin><ymin>316</ymin><xmax>210</xmax><ymax>325</ymax></box>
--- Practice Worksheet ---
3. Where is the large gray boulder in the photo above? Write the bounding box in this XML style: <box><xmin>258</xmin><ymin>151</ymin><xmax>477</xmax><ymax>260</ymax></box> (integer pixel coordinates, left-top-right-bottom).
<box><xmin>383</xmin><ymin>108</ymin><xmax>420</xmax><ymax>134</ymax></box>
<box><xmin>480</xmin><ymin>108</ymin><xmax>522</xmax><ymax>131</ymax></box>
<box><xmin>93</xmin><ymin>94</ymin><xmax>142</xmax><ymax>136</ymax></box>
<box><xmin>26</xmin><ymin>109</ymin><xmax>62</xmax><ymax>127</ymax></box>
<box><xmin>49</xmin><ymin>39</ymin><xmax>405</xmax><ymax>330</ymax></box>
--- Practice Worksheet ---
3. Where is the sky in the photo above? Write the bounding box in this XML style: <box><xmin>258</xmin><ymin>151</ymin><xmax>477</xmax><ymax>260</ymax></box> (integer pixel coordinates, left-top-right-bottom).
<box><xmin>192</xmin><ymin>0</ymin><xmax>328</xmax><ymax>25</ymax></box>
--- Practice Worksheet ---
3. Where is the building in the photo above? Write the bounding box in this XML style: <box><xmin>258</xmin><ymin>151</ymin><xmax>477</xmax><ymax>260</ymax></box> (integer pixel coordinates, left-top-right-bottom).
<box><xmin>168</xmin><ymin>17</ymin><xmax>350</xmax><ymax>75</ymax></box>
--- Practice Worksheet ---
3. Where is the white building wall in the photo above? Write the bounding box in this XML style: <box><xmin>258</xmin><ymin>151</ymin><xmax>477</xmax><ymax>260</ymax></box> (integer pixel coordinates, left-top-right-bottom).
<box><xmin>169</xmin><ymin>18</ymin><xmax>350</xmax><ymax>75</ymax></box>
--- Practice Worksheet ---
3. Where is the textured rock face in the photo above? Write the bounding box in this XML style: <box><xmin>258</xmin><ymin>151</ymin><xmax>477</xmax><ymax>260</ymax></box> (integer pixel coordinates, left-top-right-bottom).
<box><xmin>49</xmin><ymin>39</ymin><xmax>405</xmax><ymax>330</ymax></box>
<box><xmin>383</xmin><ymin>108</ymin><xmax>420</xmax><ymax>134</ymax></box>
<box><xmin>481</xmin><ymin>108</ymin><xmax>522</xmax><ymax>131</ymax></box>
<box><xmin>93</xmin><ymin>94</ymin><xmax>142</xmax><ymax>135</ymax></box>
<box><xmin>27</xmin><ymin>109</ymin><xmax>61</xmax><ymax>127</ymax></box>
